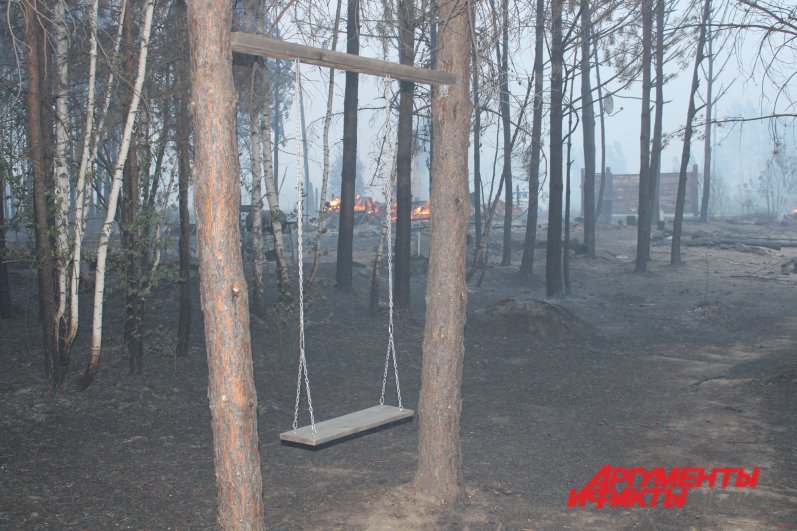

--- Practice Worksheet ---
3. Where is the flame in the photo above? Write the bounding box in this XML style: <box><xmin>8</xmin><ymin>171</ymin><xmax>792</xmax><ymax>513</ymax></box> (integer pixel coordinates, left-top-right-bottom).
<box><xmin>411</xmin><ymin>200</ymin><xmax>431</xmax><ymax>221</ymax></box>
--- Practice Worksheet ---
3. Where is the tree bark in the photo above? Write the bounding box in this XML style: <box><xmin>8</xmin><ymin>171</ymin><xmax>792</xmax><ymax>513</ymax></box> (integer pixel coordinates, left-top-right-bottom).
<box><xmin>634</xmin><ymin>0</ymin><xmax>653</xmax><ymax>273</ymax></box>
<box><xmin>519</xmin><ymin>0</ymin><xmax>545</xmax><ymax>279</ymax></box>
<box><xmin>25</xmin><ymin>0</ymin><xmax>63</xmax><ymax>387</ymax></box>
<box><xmin>394</xmin><ymin>0</ymin><xmax>415</xmax><ymax>311</ymax></box>
<box><xmin>580</xmin><ymin>0</ymin><xmax>596</xmax><ymax>259</ymax></box>
<box><xmin>176</xmin><ymin>0</ymin><xmax>192</xmax><ymax>358</ymax></box>
<box><xmin>335</xmin><ymin>0</ymin><xmax>361</xmax><ymax>290</ymax></box>
<box><xmin>672</xmin><ymin>0</ymin><xmax>711</xmax><ymax>265</ymax></box>
<box><xmin>546</xmin><ymin>0</ymin><xmax>564</xmax><ymax>296</ymax></box>
<box><xmin>414</xmin><ymin>0</ymin><xmax>471</xmax><ymax>508</ymax></box>
<box><xmin>186</xmin><ymin>0</ymin><xmax>266</xmax><ymax>527</ymax></box>
<box><xmin>593</xmin><ymin>42</ymin><xmax>608</xmax><ymax>221</ymax></box>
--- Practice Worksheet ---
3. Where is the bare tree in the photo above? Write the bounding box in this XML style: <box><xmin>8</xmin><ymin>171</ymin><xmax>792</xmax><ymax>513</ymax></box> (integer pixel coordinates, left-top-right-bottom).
<box><xmin>546</xmin><ymin>0</ymin><xmax>565</xmax><ymax>296</ymax></box>
<box><xmin>672</xmin><ymin>0</ymin><xmax>711</xmax><ymax>265</ymax></box>
<box><xmin>580</xmin><ymin>0</ymin><xmax>596</xmax><ymax>259</ymax></box>
<box><xmin>634</xmin><ymin>0</ymin><xmax>654</xmax><ymax>273</ymax></box>
<box><xmin>519</xmin><ymin>0</ymin><xmax>545</xmax><ymax>280</ymax></box>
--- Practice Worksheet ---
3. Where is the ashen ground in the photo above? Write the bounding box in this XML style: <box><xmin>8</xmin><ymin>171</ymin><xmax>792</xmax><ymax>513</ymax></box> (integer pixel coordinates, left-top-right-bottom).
<box><xmin>0</xmin><ymin>219</ymin><xmax>795</xmax><ymax>528</ymax></box>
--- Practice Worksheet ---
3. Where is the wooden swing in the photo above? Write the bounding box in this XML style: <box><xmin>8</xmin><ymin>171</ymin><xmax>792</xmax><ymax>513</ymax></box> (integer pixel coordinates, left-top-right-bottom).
<box><xmin>279</xmin><ymin>62</ymin><xmax>412</xmax><ymax>447</ymax></box>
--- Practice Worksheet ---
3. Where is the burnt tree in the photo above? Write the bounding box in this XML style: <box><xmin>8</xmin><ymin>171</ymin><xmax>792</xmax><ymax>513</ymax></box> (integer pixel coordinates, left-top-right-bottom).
<box><xmin>415</xmin><ymin>0</ymin><xmax>472</xmax><ymax>507</ymax></box>
<box><xmin>394</xmin><ymin>0</ymin><xmax>415</xmax><ymax>311</ymax></box>
<box><xmin>519</xmin><ymin>0</ymin><xmax>545</xmax><ymax>279</ymax></box>
<box><xmin>580</xmin><ymin>0</ymin><xmax>596</xmax><ymax>259</ymax></box>
<box><xmin>546</xmin><ymin>0</ymin><xmax>564</xmax><ymax>297</ymax></box>
<box><xmin>335</xmin><ymin>0</ymin><xmax>361</xmax><ymax>290</ymax></box>
<box><xmin>186</xmin><ymin>0</ymin><xmax>266</xmax><ymax>527</ymax></box>
<box><xmin>634</xmin><ymin>0</ymin><xmax>653</xmax><ymax>273</ymax></box>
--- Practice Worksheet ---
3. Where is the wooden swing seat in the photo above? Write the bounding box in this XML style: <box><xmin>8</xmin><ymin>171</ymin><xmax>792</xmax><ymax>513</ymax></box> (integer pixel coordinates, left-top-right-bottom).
<box><xmin>280</xmin><ymin>405</ymin><xmax>414</xmax><ymax>446</ymax></box>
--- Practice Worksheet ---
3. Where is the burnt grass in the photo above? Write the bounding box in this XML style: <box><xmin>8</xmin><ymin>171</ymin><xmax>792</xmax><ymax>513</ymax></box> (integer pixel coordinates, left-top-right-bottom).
<box><xmin>1</xmin><ymin>219</ymin><xmax>796</xmax><ymax>529</ymax></box>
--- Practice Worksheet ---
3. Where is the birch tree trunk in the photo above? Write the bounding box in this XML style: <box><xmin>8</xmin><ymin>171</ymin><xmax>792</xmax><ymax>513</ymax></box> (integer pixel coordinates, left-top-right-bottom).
<box><xmin>79</xmin><ymin>0</ymin><xmax>155</xmax><ymax>390</ymax></box>
<box><xmin>415</xmin><ymin>0</ymin><xmax>471</xmax><ymax>507</ymax></box>
<box><xmin>186</xmin><ymin>0</ymin><xmax>266</xmax><ymax>524</ymax></box>
<box><xmin>260</xmin><ymin>90</ymin><xmax>291</xmax><ymax>300</ymax></box>
<box><xmin>53</xmin><ymin>0</ymin><xmax>70</xmax><ymax>323</ymax></box>
<box><xmin>308</xmin><ymin>0</ymin><xmax>342</xmax><ymax>284</ymax></box>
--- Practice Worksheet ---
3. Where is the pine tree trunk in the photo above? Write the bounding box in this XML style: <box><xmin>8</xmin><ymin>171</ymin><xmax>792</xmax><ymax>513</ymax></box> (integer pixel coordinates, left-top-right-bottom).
<box><xmin>519</xmin><ymin>0</ymin><xmax>545</xmax><ymax>279</ymax></box>
<box><xmin>580</xmin><ymin>0</ymin><xmax>596</xmax><ymax>259</ymax></box>
<box><xmin>414</xmin><ymin>0</ymin><xmax>471</xmax><ymax>508</ymax></box>
<box><xmin>25</xmin><ymin>0</ymin><xmax>63</xmax><ymax>387</ymax></box>
<box><xmin>593</xmin><ymin>42</ymin><xmax>608</xmax><ymax>221</ymax></box>
<box><xmin>186</xmin><ymin>0</ymin><xmax>265</xmax><ymax>526</ymax></box>
<box><xmin>175</xmin><ymin>0</ymin><xmax>192</xmax><ymax>358</ymax></box>
<box><xmin>546</xmin><ymin>0</ymin><xmax>564</xmax><ymax>296</ymax></box>
<box><xmin>699</xmin><ymin>0</ymin><xmax>713</xmax><ymax>223</ymax></box>
<box><xmin>394</xmin><ymin>0</ymin><xmax>415</xmax><ymax>311</ymax></box>
<box><xmin>335</xmin><ymin>0</ymin><xmax>360</xmax><ymax>290</ymax></box>
<box><xmin>650</xmin><ymin>0</ymin><xmax>665</xmax><ymax>227</ymax></box>
<box><xmin>672</xmin><ymin>0</ymin><xmax>711</xmax><ymax>265</ymax></box>
<box><xmin>634</xmin><ymin>0</ymin><xmax>654</xmax><ymax>273</ymax></box>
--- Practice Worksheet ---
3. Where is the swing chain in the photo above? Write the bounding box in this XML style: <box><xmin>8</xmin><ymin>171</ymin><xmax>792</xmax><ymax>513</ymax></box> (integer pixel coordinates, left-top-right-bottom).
<box><xmin>292</xmin><ymin>60</ymin><xmax>316</xmax><ymax>434</ymax></box>
<box><xmin>379</xmin><ymin>96</ymin><xmax>403</xmax><ymax>411</ymax></box>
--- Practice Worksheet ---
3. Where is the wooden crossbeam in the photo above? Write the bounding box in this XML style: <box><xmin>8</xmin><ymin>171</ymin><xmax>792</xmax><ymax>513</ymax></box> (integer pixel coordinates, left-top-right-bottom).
<box><xmin>279</xmin><ymin>405</ymin><xmax>414</xmax><ymax>447</ymax></box>
<box><xmin>231</xmin><ymin>32</ymin><xmax>455</xmax><ymax>86</ymax></box>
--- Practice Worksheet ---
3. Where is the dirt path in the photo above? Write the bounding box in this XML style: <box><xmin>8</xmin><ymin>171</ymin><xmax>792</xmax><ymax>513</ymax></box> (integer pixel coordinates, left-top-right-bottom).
<box><xmin>1</xmin><ymin>220</ymin><xmax>795</xmax><ymax>528</ymax></box>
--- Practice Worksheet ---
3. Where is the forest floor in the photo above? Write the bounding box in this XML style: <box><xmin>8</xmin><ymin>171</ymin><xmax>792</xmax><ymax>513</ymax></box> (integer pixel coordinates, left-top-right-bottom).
<box><xmin>1</xmin><ymin>217</ymin><xmax>796</xmax><ymax>529</ymax></box>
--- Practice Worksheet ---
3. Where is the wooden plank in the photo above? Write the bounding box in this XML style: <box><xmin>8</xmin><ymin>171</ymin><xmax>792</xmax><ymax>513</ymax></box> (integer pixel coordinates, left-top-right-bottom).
<box><xmin>280</xmin><ymin>405</ymin><xmax>414</xmax><ymax>446</ymax></box>
<box><xmin>231</xmin><ymin>32</ymin><xmax>455</xmax><ymax>86</ymax></box>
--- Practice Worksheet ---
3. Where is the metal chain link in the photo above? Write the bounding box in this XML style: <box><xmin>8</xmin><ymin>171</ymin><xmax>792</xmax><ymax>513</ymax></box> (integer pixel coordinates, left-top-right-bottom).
<box><xmin>292</xmin><ymin>61</ymin><xmax>316</xmax><ymax>434</ymax></box>
<box><xmin>378</xmin><ymin>92</ymin><xmax>403</xmax><ymax>411</ymax></box>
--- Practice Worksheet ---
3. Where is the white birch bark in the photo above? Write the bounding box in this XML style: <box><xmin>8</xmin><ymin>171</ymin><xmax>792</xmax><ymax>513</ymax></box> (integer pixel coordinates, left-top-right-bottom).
<box><xmin>53</xmin><ymin>0</ymin><xmax>70</xmax><ymax>319</ymax></box>
<box><xmin>259</xmin><ymin>90</ymin><xmax>291</xmax><ymax>297</ymax></box>
<box><xmin>81</xmin><ymin>0</ymin><xmax>155</xmax><ymax>388</ymax></box>
<box><xmin>66</xmin><ymin>0</ymin><xmax>100</xmax><ymax>349</ymax></box>
<box><xmin>248</xmin><ymin>64</ymin><xmax>267</xmax><ymax>313</ymax></box>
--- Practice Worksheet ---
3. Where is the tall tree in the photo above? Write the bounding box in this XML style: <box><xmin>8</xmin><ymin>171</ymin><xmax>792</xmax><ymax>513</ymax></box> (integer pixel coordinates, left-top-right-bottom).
<box><xmin>24</xmin><ymin>0</ymin><xmax>63</xmax><ymax>387</ymax></box>
<box><xmin>186</xmin><ymin>0</ymin><xmax>265</xmax><ymax>526</ymax></box>
<box><xmin>649</xmin><ymin>0</ymin><xmax>665</xmax><ymax>227</ymax></box>
<box><xmin>580</xmin><ymin>0</ymin><xmax>597</xmax><ymax>259</ymax></box>
<box><xmin>471</xmin><ymin>10</ymin><xmax>483</xmax><ymax>251</ymax></box>
<box><xmin>415</xmin><ymin>0</ymin><xmax>471</xmax><ymax>507</ymax></box>
<box><xmin>393</xmin><ymin>0</ymin><xmax>416</xmax><ymax>311</ymax></box>
<box><xmin>699</xmin><ymin>0</ymin><xmax>713</xmax><ymax>222</ymax></box>
<box><xmin>672</xmin><ymin>0</ymin><xmax>711</xmax><ymax>265</ymax></box>
<box><xmin>498</xmin><ymin>0</ymin><xmax>513</xmax><ymax>266</ymax></box>
<box><xmin>0</xmin><ymin>160</ymin><xmax>12</xmax><ymax>318</ymax></box>
<box><xmin>546</xmin><ymin>0</ymin><xmax>565</xmax><ymax>296</ymax></box>
<box><xmin>336</xmin><ymin>0</ymin><xmax>361</xmax><ymax>290</ymax></box>
<box><xmin>634</xmin><ymin>0</ymin><xmax>654</xmax><ymax>273</ymax></box>
<box><xmin>175</xmin><ymin>0</ymin><xmax>192</xmax><ymax>358</ymax></box>
<box><xmin>519</xmin><ymin>0</ymin><xmax>545</xmax><ymax>279</ymax></box>
<box><xmin>120</xmin><ymin>0</ymin><xmax>144</xmax><ymax>372</ymax></box>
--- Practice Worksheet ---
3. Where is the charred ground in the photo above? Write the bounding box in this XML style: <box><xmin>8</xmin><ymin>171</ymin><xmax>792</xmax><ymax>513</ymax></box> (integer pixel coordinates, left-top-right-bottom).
<box><xmin>1</xmin><ymin>219</ymin><xmax>796</xmax><ymax>528</ymax></box>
